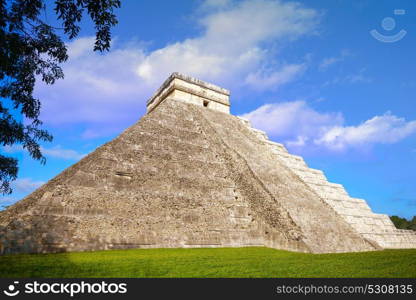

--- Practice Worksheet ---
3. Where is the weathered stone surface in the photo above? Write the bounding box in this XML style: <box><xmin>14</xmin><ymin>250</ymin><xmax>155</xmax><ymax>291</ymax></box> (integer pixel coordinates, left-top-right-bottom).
<box><xmin>0</xmin><ymin>73</ymin><xmax>413</xmax><ymax>255</ymax></box>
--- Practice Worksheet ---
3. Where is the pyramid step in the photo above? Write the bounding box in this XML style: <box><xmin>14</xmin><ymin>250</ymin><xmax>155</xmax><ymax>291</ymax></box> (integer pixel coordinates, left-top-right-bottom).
<box><xmin>236</xmin><ymin>116</ymin><xmax>251</xmax><ymax>127</ymax></box>
<box><xmin>138</xmin><ymin>129</ymin><xmax>207</xmax><ymax>146</ymax></box>
<box><xmin>137</xmin><ymin>131</ymin><xmax>208</xmax><ymax>146</ymax></box>
<box><xmin>155</xmin><ymin>114</ymin><xmax>196</xmax><ymax>126</ymax></box>
<box><xmin>116</xmin><ymin>145</ymin><xmax>217</xmax><ymax>163</ymax></box>
<box><xmin>326</xmin><ymin>198</ymin><xmax>372</xmax><ymax>212</ymax></box>
<box><xmin>275</xmin><ymin>153</ymin><xmax>307</xmax><ymax>167</ymax></box>
<box><xmin>307</xmin><ymin>183</ymin><xmax>348</xmax><ymax>196</ymax></box>
<box><xmin>150</xmin><ymin>111</ymin><xmax>195</xmax><ymax>125</ymax></box>
<box><xmin>119</xmin><ymin>148</ymin><xmax>223</xmax><ymax>165</ymax></box>
<box><xmin>265</xmin><ymin>140</ymin><xmax>288</xmax><ymax>153</ymax></box>
<box><xmin>277</xmin><ymin>158</ymin><xmax>307</xmax><ymax>170</ymax></box>
<box><xmin>290</xmin><ymin>167</ymin><xmax>326</xmax><ymax>178</ymax></box>
<box><xmin>313</xmin><ymin>189</ymin><xmax>349</xmax><ymax>200</ymax></box>
<box><xmin>249</xmin><ymin>128</ymin><xmax>268</xmax><ymax>140</ymax></box>
<box><xmin>132</xmin><ymin>187</ymin><xmax>238</xmax><ymax>202</ymax></box>
<box><xmin>324</xmin><ymin>194</ymin><xmax>352</xmax><ymax>202</ymax></box>
<box><xmin>144</xmin><ymin>120</ymin><xmax>202</xmax><ymax>135</ymax></box>
<box><xmin>299</xmin><ymin>176</ymin><xmax>329</xmax><ymax>186</ymax></box>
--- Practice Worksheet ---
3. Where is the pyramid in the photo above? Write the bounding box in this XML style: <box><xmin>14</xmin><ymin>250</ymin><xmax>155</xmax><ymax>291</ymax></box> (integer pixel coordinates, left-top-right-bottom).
<box><xmin>1</xmin><ymin>73</ymin><xmax>415</xmax><ymax>255</ymax></box>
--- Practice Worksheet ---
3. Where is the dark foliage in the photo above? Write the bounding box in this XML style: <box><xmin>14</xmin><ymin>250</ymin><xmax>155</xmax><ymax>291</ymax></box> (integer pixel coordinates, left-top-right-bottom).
<box><xmin>0</xmin><ymin>0</ymin><xmax>120</xmax><ymax>194</ymax></box>
<box><xmin>390</xmin><ymin>215</ymin><xmax>416</xmax><ymax>231</ymax></box>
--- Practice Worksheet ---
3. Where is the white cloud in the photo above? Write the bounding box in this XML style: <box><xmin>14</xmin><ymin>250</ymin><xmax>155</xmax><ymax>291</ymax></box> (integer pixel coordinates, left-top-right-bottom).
<box><xmin>34</xmin><ymin>0</ymin><xmax>320</xmax><ymax>136</ymax></box>
<box><xmin>0</xmin><ymin>196</ymin><xmax>17</xmax><ymax>209</ymax></box>
<box><xmin>3</xmin><ymin>145</ymin><xmax>86</xmax><ymax>160</ymax></box>
<box><xmin>315</xmin><ymin>112</ymin><xmax>416</xmax><ymax>151</ymax></box>
<box><xmin>319</xmin><ymin>57</ymin><xmax>339</xmax><ymax>70</ymax></box>
<box><xmin>244</xmin><ymin>64</ymin><xmax>306</xmax><ymax>90</ymax></box>
<box><xmin>345</xmin><ymin>70</ymin><xmax>372</xmax><ymax>84</ymax></box>
<box><xmin>2</xmin><ymin>144</ymin><xmax>23</xmax><ymax>154</ymax></box>
<box><xmin>36</xmin><ymin>37</ymin><xmax>147</xmax><ymax>130</ymax></box>
<box><xmin>241</xmin><ymin>100</ymin><xmax>343</xmax><ymax>141</ymax></box>
<box><xmin>286</xmin><ymin>135</ymin><xmax>308</xmax><ymax>147</ymax></box>
<box><xmin>136</xmin><ymin>0</ymin><xmax>318</xmax><ymax>86</ymax></box>
<box><xmin>12</xmin><ymin>178</ymin><xmax>45</xmax><ymax>193</ymax></box>
<box><xmin>201</xmin><ymin>0</ymin><xmax>232</xmax><ymax>9</ymax></box>
<box><xmin>319</xmin><ymin>49</ymin><xmax>351</xmax><ymax>71</ymax></box>
<box><xmin>323</xmin><ymin>68</ymin><xmax>372</xmax><ymax>86</ymax></box>
<box><xmin>0</xmin><ymin>196</ymin><xmax>15</xmax><ymax>204</ymax></box>
<box><xmin>242</xmin><ymin>101</ymin><xmax>416</xmax><ymax>152</ymax></box>
<box><xmin>40</xmin><ymin>146</ymin><xmax>87</xmax><ymax>160</ymax></box>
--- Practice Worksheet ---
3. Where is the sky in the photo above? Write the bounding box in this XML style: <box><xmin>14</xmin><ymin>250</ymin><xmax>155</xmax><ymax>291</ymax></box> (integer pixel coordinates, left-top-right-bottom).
<box><xmin>1</xmin><ymin>0</ymin><xmax>416</xmax><ymax>218</ymax></box>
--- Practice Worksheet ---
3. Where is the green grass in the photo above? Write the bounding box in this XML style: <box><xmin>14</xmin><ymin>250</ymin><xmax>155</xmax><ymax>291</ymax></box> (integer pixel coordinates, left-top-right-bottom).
<box><xmin>0</xmin><ymin>247</ymin><xmax>415</xmax><ymax>278</ymax></box>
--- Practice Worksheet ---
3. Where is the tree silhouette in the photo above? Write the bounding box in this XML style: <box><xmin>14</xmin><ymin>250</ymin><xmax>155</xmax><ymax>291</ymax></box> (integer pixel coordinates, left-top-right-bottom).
<box><xmin>0</xmin><ymin>0</ymin><xmax>121</xmax><ymax>194</ymax></box>
<box><xmin>390</xmin><ymin>215</ymin><xmax>416</xmax><ymax>231</ymax></box>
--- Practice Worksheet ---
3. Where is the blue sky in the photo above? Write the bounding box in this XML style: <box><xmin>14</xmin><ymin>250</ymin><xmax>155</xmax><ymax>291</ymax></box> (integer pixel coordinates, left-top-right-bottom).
<box><xmin>1</xmin><ymin>0</ymin><xmax>416</xmax><ymax>218</ymax></box>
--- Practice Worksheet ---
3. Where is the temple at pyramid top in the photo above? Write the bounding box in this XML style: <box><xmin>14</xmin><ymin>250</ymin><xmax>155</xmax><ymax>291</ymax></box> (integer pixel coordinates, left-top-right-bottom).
<box><xmin>146</xmin><ymin>72</ymin><xmax>231</xmax><ymax>114</ymax></box>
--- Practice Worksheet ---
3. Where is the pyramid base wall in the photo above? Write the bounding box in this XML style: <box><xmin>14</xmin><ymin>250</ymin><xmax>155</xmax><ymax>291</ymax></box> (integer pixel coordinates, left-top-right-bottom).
<box><xmin>0</xmin><ymin>215</ymin><xmax>311</xmax><ymax>255</ymax></box>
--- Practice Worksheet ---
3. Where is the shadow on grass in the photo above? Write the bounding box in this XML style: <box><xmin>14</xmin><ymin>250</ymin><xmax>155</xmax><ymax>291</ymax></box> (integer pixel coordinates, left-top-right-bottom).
<box><xmin>0</xmin><ymin>218</ymin><xmax>82</xmax><ymax>277</ymax></box>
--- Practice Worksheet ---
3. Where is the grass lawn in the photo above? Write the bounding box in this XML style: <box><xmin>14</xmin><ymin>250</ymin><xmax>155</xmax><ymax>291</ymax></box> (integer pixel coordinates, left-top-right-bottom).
<box><xmin>0</xmin><ymin>247</ymin><xmax>415</xmax><ymax>278</ymax></box>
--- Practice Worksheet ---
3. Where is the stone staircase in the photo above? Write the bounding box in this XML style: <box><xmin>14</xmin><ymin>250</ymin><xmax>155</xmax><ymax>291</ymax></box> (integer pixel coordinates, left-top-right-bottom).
<box><xmin>196</xmin><ymin>104</ymin><xmax>376</xmax><ymax>253</ymax></box>
<box><xmin>237</xmin><ymin>116</ymin><xmax>416</xmax><ymax>249</ymax></box>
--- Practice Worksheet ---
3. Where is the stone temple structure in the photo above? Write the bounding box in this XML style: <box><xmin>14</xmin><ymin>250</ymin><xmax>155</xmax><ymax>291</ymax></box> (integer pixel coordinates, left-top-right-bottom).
<box><xmin>1</xmin><ymin>73</ymin><xmax>415</xmax><ymax>255</ymax></box>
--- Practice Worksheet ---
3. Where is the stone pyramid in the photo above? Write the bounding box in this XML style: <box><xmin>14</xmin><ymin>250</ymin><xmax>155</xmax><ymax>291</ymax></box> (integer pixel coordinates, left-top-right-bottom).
<box><xmin>1</xmin><ymin>73</ymin><xmax>415</xmax><ymax>255</ymax></box>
